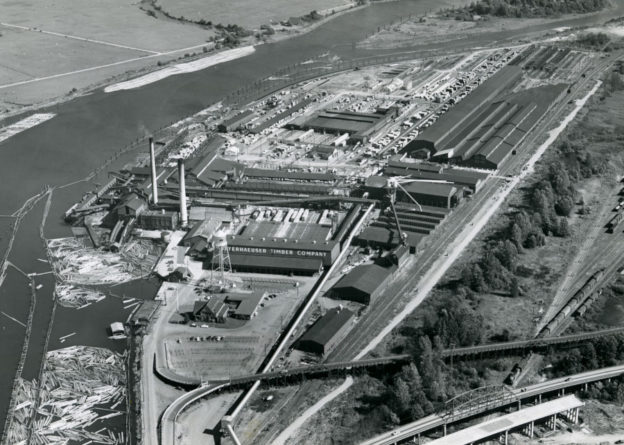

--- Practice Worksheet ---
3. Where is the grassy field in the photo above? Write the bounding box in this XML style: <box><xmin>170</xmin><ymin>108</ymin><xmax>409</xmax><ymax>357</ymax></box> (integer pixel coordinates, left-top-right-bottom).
<box><xmin>153</xmin><ymin>0</ymin><xmax>353</xmax><ymax>29</ymax></box>
<box><xmin>0</xmin><ymin>0</ymin><xmax>216</xmax><ymax>115</ymax></box>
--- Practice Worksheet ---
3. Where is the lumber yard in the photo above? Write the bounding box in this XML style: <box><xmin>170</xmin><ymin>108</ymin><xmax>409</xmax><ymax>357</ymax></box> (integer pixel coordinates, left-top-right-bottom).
<box><xmin>39</xmin><ymin>34</ymin><xmax>613</xmax><ymax>445</ymax></box>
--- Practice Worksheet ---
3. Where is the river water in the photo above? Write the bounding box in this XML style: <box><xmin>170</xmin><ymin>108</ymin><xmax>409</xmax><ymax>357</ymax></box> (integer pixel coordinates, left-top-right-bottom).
<box><xmin>0</xmin><ymin>0</ymin><xmax>622</xmax><ymax>437</ymax></box>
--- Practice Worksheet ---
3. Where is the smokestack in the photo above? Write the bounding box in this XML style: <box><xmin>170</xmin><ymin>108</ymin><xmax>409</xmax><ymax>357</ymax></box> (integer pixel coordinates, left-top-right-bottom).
<box><xmin>178</xmin><ymin>158</ymin><xmax>188</xmax><ymax>228</ymax></box>
<box><xmin>149</xmin><ymin>137</ymin><xmax>158</xmax><ymax>205</ymax></box>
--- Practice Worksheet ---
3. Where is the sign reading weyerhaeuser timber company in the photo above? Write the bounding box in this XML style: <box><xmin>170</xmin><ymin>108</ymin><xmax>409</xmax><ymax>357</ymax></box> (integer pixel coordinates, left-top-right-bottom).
<box><xmin>229</xmin><ymin>246</ymin><xmax>326</xmax><ymax>258</ymax></box>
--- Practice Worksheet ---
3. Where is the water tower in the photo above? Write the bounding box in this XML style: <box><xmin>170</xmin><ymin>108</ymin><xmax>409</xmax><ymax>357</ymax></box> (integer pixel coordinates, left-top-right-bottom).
<box><xmin>211</xmin><ymin>229</ymin><xmax>232</xmax><ymax>285</ymax></box>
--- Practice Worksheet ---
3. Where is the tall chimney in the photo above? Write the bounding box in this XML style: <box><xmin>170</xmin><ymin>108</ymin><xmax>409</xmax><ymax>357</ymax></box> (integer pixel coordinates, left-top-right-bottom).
<box><xmin>178</xmin><ymin>158</ymin><xmax>188</xmax><ymax>228</ymax></box>
<box><xmin>149</xmin><ymin>137</ymin><xmax>158</xmax><ymax>205</ymax></box>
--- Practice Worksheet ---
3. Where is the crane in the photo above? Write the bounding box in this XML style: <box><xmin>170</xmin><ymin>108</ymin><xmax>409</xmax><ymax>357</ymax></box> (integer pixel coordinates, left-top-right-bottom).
<box><xmin>384</xmin><ymin>176</ymin><xmax>452</xmax><ymax>246</ymax></box>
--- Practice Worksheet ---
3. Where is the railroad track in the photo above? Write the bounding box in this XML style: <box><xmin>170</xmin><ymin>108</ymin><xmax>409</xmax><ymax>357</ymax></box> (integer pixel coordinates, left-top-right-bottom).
<box><xmin>249</xmin><ymin>51</ymin><xmax>621</xmax><ymax>445</ymax></box>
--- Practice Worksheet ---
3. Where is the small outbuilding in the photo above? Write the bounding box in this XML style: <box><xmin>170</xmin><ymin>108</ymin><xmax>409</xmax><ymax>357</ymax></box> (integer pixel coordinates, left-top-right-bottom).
<box><xmin>192</xmin><ymin>297</ymin><xmax>229</xmax><ymax>323</ymax></box>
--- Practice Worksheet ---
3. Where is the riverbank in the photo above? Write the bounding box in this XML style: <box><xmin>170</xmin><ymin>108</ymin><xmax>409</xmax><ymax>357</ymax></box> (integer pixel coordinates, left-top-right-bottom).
<box><xmin>0</xmin><ymin>0</ymin><xmax>367</xmax><ymax>122</ymax></box>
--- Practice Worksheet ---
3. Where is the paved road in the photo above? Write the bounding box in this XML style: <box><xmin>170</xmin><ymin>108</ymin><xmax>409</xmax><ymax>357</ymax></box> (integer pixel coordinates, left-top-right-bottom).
<box><xmin>360</xmin><ymin>364</ymin><xmax>624</xmax><ymax>445</ymax></box>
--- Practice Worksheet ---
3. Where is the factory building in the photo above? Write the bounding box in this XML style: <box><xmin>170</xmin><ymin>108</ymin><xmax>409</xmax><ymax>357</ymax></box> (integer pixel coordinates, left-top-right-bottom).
<box><xmin>227</xmin><ymin>235</ymin><xmax>339</xmax><ymax>266</ymax></box>
<box><xmin>190</xmin><ymin>152</ymin><xmax>244</xmax><ymax>187</ymax></box>
<box><xmin>295</xmin><ymin>307</ymin><xmax>355</xmax><ymax>355</ymax></box>
<box><xmin>218</xmin><ymin>109</ymin><xmax>256</xmax><ymax>132</ymax></box>
<box><xmin>223</xmin><ymin>234</ymin><xmax>337</xmax><ymax>276</ymax></box>
<box><xmin>181</xmin><ymin>219</ymin><xmax>221</xmax><ymax>247</ymax></box>
<box><xmin>242</xmin><ymin>168</ymin><xmax>337</xmax><ymax>183</ymax></box>
<box><xmin>449</xmin><ymin>83</ymin><xmax>568</xmax><ymax>170</ymax></box>
<box><xmin>249</xmin><ymin>96</ymin><xmax>316</xmax><ymax>134</ymax></box>
<box><xmin>329</xmin><ymin>264</ymin><xmax>394</xmax><ymax>305</ymax></box>
<box><xmin>385</xmin><ymin>157</ymin><xmax>488</xmax><ymax>193</ymax></box>
<box><xmin>224</xmin><ymin>180</ymin><xmax>331</xmax><ymax>196</ymax></box>
<box><xmin>363</xmin><ymin>176</ymin><xmax>461</xmax><ymax>208</ymax></box>
<box><xmin>307</xmin><ymin>145</ymin><xmax>339</xmax><ymax>161</ymax></box>
<box><xmin>399</xmin><ymin>182</ymin><xmax>461</xmax><ymax>208</ymax></box>
<box><xmin>405</xmin><ymin>65</ymin><xmax>523</xmax><ymax>158</ymax></box>
<box><xmin>287</xmin><ymin>107</ymin><xmax>398</xmax><ymax>144</ymax></box>
<box><xmin>117</xmin><ymin>193</ymin><xmax>147</xmax><ymax>219</ymax></box>
<box><xmin>137</xmin><ymin>210</ymin><xmax>179</xmax><ymax>230</ymax></box>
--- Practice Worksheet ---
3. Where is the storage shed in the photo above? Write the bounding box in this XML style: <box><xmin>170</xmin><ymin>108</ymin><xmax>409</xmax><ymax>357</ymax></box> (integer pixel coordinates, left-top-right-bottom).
<box><xmin>330</xmin><ymin>264</ymin><xmax>393</xmax><ymax>305</ymax></box>
<box><xmin>295</xmin><ymin>307</ymin><xmax>354</xmax><ymax>355</ymax></box>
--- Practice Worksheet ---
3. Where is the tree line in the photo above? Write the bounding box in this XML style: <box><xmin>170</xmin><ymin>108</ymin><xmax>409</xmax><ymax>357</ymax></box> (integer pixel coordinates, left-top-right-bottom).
<box><xmin>445</xmin><ymin>0</ymin><xmax>607</xmax><ymax>19</ymax></box>
<box><xmin>461</xmin><ymin>139</ymin><xmax>606</xmax><ymax>295</ymax></box>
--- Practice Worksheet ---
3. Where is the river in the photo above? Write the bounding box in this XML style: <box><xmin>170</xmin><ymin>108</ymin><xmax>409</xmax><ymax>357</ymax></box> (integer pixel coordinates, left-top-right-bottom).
<box><xmin>0</xmin><ymin>0</ymin><xmax>622</xmax><ymax>438</ymax></box>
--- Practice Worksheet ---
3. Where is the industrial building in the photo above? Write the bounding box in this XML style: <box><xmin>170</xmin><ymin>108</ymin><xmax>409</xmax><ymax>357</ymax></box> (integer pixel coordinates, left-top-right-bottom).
<box><xmin>226</xmin><ymin>235</ymin><xmax>338</xmax><ymax>275</ymax></box>
<box><xmin>137</xmin><ymin>210</ymin><xmax>179</xmax><ymax>230</ymax></box>
<box><xmin>181</xmin><ymin>218</ymin><xmax>222</xmax><ymax>251</ymax></box>
<box><xmin>329</xmin><ymin>263</ymin><xmax>394</xmax><ymax>305</ymax></box>
<box><xmin>356</xmin><ymin>205</ymin><xmax>449</xmax><ymax>250</ymax></box>
<box><xmin>399</xmin><ymin>182</ymin><xmax>461</xmax><ymax>208</ymax></box>
<box><xmin>363</xmin><ymin>176</ymin><xmax>462</xmax><ymax>209</ymax></box>
<box><xmin>189</xmin><ymin>152</ymin><xmax>244</xmax><ymax>187</ymax></box>
<box><xmin>287</xmin><ymin>107</ymin><xmax>398</xmax><ymax>144</ymax></box>
<box><xmin>295</xmin><ymin>307</ymin><xmax>355</xmax><ymax>355</ymax></box>
<box><xmin>405</xmin><ymin>65</ymin><xmax>523</xmax><ymax>158</ymax></box>
<box><xmin>117</xmin><ymin>193</ymin><xmax>147</xmax><ymax>219</ymax></box>
<box><xmin>218</xmin><ymin>109</ymin><xmax>256</xmax><ymax>132</ymax></box>
<box><xmin>242</xmin><ymin>168</ymin><xmax>337</xmax><ymax>183</ymax></box>
<box><xmin>449</xmin><ymin>83</ymin><xmax>568</xmax><ymax>169</ymax></box>
<box><xmin>405</xmin><ymin>72</ymin><xmax>568</xmax><ymax>169</ymax></box>
<box><xmin>384</xmin><ymin>157</ymin><xmax>488</xmax><ymax>193</ymax></box>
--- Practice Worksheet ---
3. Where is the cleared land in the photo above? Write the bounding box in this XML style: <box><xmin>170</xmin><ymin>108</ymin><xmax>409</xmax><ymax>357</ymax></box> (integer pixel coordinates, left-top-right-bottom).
<box><xmin>153</xmin><ymin>0</ymin><xmax>353</xmax><ymax>29</ymax></box>
<box><xmin>359</xmin><ymin>15</ymin><xmax>562</xmax><ymax>49</ymax></box>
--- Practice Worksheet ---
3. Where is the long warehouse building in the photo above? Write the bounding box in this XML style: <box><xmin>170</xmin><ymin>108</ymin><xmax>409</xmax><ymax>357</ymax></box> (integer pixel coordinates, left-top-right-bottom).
<box><xmin>404</xmin><ymin>65</ymin><xmax>523</xmax><ymax>158</ymax></box>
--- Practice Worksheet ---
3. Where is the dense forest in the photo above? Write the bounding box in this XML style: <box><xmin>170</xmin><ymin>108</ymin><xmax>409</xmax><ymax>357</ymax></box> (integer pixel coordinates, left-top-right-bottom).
<box><xmin>447</xmin><ymin>0</ymin><xmax>609</xmax><ymax>19</ymax></box>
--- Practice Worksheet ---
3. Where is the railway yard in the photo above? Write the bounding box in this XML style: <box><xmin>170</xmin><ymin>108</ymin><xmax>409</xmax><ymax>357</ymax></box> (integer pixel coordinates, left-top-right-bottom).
<box><xmin>3</xmin><ymin>11</ymin><xmax>624</xmax><ymax>445</ymax></box>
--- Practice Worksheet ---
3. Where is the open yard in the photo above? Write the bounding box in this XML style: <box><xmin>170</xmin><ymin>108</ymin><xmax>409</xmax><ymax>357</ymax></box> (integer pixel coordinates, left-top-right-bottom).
<box><xmin>160</xmin><ymin>274</ymin><xmax>315</xmax><ymax>380</ymax></box>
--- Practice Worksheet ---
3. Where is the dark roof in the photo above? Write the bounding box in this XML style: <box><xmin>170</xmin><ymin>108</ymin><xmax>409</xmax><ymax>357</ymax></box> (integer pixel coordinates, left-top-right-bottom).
<box><xmin>224</xmin><ymin>291</ymin><xmax>265</xmax><ymax>317</ymax></box>
<box><xmin>402</xmin><ymin>182</ymin><xmax>457</xmax><ymax>198</ymax></box>
<box><xmin>229</xmin><ymin>254</ymin><xmax>323</xmax><ymax>272</ymax></box>
<box><xmin>387</xmin><ymin>158</ymin><xmax>443</xmax><ymax>173</ymax></box>
<box><xmin>221</xmin><ymin>109</ymin><xmax>255</xmax><ymax>128</ymax></box>
<box><xmin>182</xmin><ymin>219</ymin><xmax>221</xmax><ymax>242</ymax></box>
<box><xmin>383</xmin><ymin>167</ymin><xmax>485</xmax><ymax>189</ymax></box>
<box><xmin>364</xmin><ymin>175</ymin><xmax>388</xmax><ymax>189</ymax></box>
<box><xmin>225</xmin><ymin>181</ymin><xmax>330</xmax><ymax>195</ymax></box>
<box><xmin>333</xmin><ymin>264</ymin><xmax>392</xmax><ymax>295</ymax></box>
<box><xmin>191</xmin><ymin>150</ymin><xmax>220</xmax><ymax>177</ymax></box>
<box><xmin>357</xmin><ymin>226</ymin><xmax>424</xmax><ymax>247</ymax></box>
<box><xmin>243</xmin><ymin>167</ymin><xmax>336</xmax><ymax>182</ymax></box>
<box><xmin>298</xmin><ymin>307</ymin><xmax>354</xmax><ymax>346</ymax></box>
<box><xmin>125</xmin><ymin>194</ymin><xmax>147</xmax><ymax>211</ymax></box>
